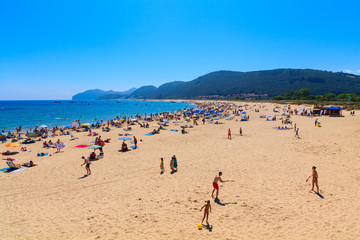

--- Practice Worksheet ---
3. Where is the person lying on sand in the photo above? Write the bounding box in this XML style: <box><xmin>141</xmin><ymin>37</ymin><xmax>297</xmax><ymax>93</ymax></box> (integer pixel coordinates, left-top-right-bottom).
<box><xmin>22</xmin><ymin>160</ymin><xmax>36</xmax><ymax>167</ymax></box>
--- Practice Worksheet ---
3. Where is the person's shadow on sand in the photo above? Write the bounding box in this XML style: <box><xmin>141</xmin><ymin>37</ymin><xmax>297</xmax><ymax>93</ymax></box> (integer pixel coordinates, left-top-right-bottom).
<box><xmin>214</xmin><ymin>198</ymin><xmax>238</xmax><ymax>206</ymax></box>
<box><xmin>78</xmin><ymin>174</ymin><xmax>89</xmax><ymax>179</ymax></box>
<box><xmin>315</xmin><ymin>192</ymin><xmax>324</xmax><ymax>199</ymax></box>
<box><xmin>203</xmin><ymin>224</ymin><xmax>213</xmax><ymax>232</ymax></box>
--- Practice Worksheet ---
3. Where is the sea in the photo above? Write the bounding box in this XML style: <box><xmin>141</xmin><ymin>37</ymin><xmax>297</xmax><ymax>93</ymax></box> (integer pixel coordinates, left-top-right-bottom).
<box><xmin>0</xmin><ymin>100</ymin><xmax>194</xmax><ymax>131</ymax></box>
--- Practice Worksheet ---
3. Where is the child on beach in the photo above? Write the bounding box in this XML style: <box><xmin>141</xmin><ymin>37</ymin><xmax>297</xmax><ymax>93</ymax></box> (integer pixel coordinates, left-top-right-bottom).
<box><xmin>200</xmin><ymin>200</ymin><xmax>212</xmax><ymax>225</ymax></box>
<box><xmin>81</xmin><ymin>156</ymin><xmax>91</xmax><ymax>175</ymax></box>
<box><xmin>228</xmin><ymin>128</ymin><xmax>231</xmax><ymax>140</ymax></box>
<box><xmin>306</xmin><ymin>166</ymin><xmax>319</xmax><ymax>193</ymax></box>
<box><xmin>160</xmin><ymin>157</ymin><xmax>165</xmax><ymax>173</ymax></box>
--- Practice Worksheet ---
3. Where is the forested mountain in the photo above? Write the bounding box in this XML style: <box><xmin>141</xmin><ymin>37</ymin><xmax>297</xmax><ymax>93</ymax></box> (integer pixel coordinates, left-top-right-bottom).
<box><xmin>72</xmin><ymin>69</ymin><xmax>360</xmax><ymax>100</ymax></box>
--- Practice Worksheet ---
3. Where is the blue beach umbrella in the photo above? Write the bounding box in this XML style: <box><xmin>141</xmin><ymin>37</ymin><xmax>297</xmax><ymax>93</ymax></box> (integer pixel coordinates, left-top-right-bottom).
<box><xmin>120</xmin><ymin>137</ymin><xmax>132</xmax><ymax>141</ymax></box>
<box><xmin>273</xmin><ymin>110</ymin><xmax>279</xmax><ymax>113</ymax></box>
<box><xmin>242</xmin><ymin>112</ymin><xmax>246</xmax><ymax>114</ymax></box>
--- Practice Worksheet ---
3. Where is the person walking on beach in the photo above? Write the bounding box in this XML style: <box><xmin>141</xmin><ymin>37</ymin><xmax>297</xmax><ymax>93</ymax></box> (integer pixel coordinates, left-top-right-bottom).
<box><xmin>239</xmin><ymin>127</ymin><xmax>242</xmax><ymax>136</ymax></box>
<box><xmin>173</xmin><ymin>155</ymin><xmax>178</xmax><ymax>171</ymax></box>
<box><xmin>200</xmin><ymin>200</ymin><xmax>212</xmax><ymax>225</ymax></box>
<box><xmin>294</xmin><ymin>123</ymin><xmax>297</xmax><ymax>132</ymax></box>
<box><xmin>228</xmin><ymin>128</ymin><xmax>231</xmax><ymax>140</ymax></box>
<box><xmin>160</xmin><ymin>157</ymin><xmax>165</xmax><ymax>174</ymax></box>
<box><xmin>170</xmin><ymin>157</ymin><xmax>175</xmax><ymax>172</ymax></box>
<box><xmin>81</xmin><ymin>156</ymin><xmax>91</xmax><ymax>175</ymax></box>
<box><xmin>134</xmin><ymin>136</ymin><xmax>138</xmax><ymax>148</ymax></box>
<box><xmin>306</xmin><ymin>166</ymin><xmax>319</xmax><ymax>193</ymax></box>
<box><xmin>295</xmin><ymin>128</ymin><xmax>299</xmax><ymax>138</ymax></box>
<box><xmin>212</xmin><ymin>172</ymin><xmax>234</xmax><ymax>199</ymax></box>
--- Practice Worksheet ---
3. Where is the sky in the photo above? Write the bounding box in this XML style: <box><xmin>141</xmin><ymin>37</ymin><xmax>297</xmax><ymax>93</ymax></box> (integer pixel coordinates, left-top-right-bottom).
<box><xmin>1</xmin><ymin>0</ymin><xmax>359</xmax><ymax>100</ymax></box>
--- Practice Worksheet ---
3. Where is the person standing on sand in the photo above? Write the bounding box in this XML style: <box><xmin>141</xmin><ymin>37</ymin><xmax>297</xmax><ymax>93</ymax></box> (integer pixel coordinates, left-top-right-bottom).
<box><xmin>212</xmin><ymin>172</ymin><xmax>234</xmax><ymax>199</ymax></box>
<box><xmin>228</xmin><ymin>128</ymin><xmax>231</xmax><ymax>140</ymax></box>
<box><xmin>315</xmin><ymin>118</ymin><xmax>318</xmax><ymax>127</ymax></box>
<box><xmin>170</xmin><ymin>157</ymin><xmax>175</xmax><ymax>172</ymax></box>
<box><xmin>239</xmin><ymin>127</ymin><xmax>242</xmax><ymax>136</ymax></box>
<box><xmin>295</xmin><ymin>128</ymin><xmax>299</xmax><ymax>138</ymax></box>
<box><xmin>202</xmin><ymin>118</ymin><xmax>205</xmax><ymax>125</ymax></box>
<box><xmin>81</xmin><ymin>156</ymin><xmax>91</xmax><ymax>175</ymax></box>
<box><xmin>200</xmin><ymin>200</ymin><xmax>211</xmax><ymax>225</ymax></box>
<box><xmin>134</xmin><ymin>136</ymin><xmax>138</xmax><ymax>148</ymax></box>
<box><xmin>306</xmin><ymin>166</ymin><xmax>319</xmax><ymax>193</ymax></box>
<box><xmin>160</xmin><ymin>157</ymin><xmax>165</xmax><ymax>173</ymax></box>
<box><xmin>294</xmin><ymin>123</ymin><xmax>297</xmax><ymax>132</ymax></box>
<box><xmin>173</xmin><ymin>155</ymin><xmax>178</xmax><ymax>171</ymax></box>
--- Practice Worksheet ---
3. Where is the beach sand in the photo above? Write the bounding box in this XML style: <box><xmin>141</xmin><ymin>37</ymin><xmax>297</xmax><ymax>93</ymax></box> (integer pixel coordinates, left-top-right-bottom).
<box><xmin>1</xmin><ymin>102</ymin><xmax>360</xmax><ymax>240</ymax></box>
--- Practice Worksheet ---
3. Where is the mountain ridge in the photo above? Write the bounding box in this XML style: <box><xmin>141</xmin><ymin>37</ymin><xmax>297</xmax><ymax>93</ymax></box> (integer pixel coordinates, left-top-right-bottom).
<box><xmin>72</xmin><ymin>69</ymin><xmax>360</xmax><ymax>100</ymax></box>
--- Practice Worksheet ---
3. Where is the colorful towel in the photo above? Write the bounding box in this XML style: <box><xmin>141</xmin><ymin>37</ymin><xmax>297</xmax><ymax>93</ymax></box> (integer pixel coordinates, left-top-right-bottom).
<box><xmin>75</xmin><ymin>145</ymin><xmax>91</xmax><ymax>148</ymax></box>
<box><xmin>37</xmin><ymin>152</ymin><xmax>49</xmax><ymax>157</ymax></box>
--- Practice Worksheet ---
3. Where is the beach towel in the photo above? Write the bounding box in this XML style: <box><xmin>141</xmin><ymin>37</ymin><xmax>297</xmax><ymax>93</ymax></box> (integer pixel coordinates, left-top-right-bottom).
<box><xmin>75</xmin><ymin>145</ymin><xmax>91</xmax><ymax>148</ymax></box>
<box><xmin>130</xmin><ymin>146</ymin><xmax>138</xmax><ymax>149</ymax></box>
<box><xmin>170</xmin><ymin>129</ymin><xmax>178</xmax><ymax>132</ymax></box>
<box><xmin>37</xmin><ymin>152</ymin><xmax>49</xmax><ymax>157</ymax></box>
<box><xmin>9</xmin><ymin>168</ymin><xmax>26</xmax><ymax>173</ymax></box>
<box><xmin>145</xmin><ymin>134</ymin><xmax>154</xmax><ymax>136</ymax></box>
<box><xmin>0</xmin><ymin>167</ymin><xmax>10</xmax><ymax>172</ymax></box>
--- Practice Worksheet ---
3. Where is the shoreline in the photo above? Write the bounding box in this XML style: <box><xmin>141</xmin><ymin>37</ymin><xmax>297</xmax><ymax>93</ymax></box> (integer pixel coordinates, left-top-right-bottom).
<box><xmin>1</xmin><ymin>101</ymin><xmax>359</xmax><ymax>239</ymax></box>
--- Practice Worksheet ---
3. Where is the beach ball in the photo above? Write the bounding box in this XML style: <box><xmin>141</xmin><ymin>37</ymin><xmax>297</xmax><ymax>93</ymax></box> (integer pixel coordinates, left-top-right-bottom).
<box><xmin>197</xmin><ymin>223</ymin><xmax>202</xmax><ymax>230</ymax></box>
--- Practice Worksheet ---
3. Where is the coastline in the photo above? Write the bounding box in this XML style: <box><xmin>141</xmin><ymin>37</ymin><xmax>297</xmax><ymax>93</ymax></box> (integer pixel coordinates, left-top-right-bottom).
<box><xmin>1</xmin><ymin>101</ymin><xmax>359</xmax><ymax>239</ymax></box>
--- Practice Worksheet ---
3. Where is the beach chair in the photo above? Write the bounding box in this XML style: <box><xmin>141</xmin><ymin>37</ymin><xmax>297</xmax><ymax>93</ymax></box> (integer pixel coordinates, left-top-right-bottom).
<box><xmin>6</xmin><ymin>161</ymin><xmax>20</xmax><ymax>169</ymax></box>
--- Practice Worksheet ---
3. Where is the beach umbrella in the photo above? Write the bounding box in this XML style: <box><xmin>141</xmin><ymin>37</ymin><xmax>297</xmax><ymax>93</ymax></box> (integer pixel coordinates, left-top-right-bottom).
<box><xmin>65</xmin><ymin>125</ymin><xmax>73</xmax><ymax>128</ymax></box>
<box><xmin>120</xmin><ymin>137</ymin><xmax>132</xmax><ymax>141</ymax></box>
<box><xmin>186</xmin><ymin>112</ymin><xmax>192</xmax><ymax>114</ymax></box>
<box><xmin>82</xmin><ymin>123</ymin><xmax>91</xmax><ymax>126</ymax></box>
<box><xmin>89</xmin><ymin>145</ymin><xmax>101</xmax><ymax>149</ymax></box>
<box><xmin>242</xmin><ymin>112</ymin><xmax>246</xmax><ymax>114</ymax></box>
<box><xmin>39</xmin><ymin>125</ymin><xmax>48</xmax><ymax>128</ymax></box>
<box><xmin>217</xmin><ymin>110</ymin><xmax>223</xmax><ymax>113</ymax></box>
<box><xmin>164</xmin><ymin>120</ymin><xmax>169</xmax><ymax>123</ymax></box>
<box><xmin>193</xmin><ymin>110</ymin><xmax>200</xmax><ymax>113</ymax></box>
<box><xmin>70</xmin><ymin>122</ymin><xmax>77</xmax><ymax>125</ymax></box>
<box><xmin>96</xmin><ymin>122</ymin><xmax>101</xmax><ymax>125</ymax></box>
<box><xmin>6</xmin><ymin>142</ymin><xmax>21</xmax><ymax>147</ymax></box>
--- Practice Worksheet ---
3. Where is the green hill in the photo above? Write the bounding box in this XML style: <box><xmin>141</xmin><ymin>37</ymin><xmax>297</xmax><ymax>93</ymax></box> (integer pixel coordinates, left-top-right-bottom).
<box><xmin>126</xmin><ymin>69</ymin><xmax>360</xmax><ymax>99</ymax></box>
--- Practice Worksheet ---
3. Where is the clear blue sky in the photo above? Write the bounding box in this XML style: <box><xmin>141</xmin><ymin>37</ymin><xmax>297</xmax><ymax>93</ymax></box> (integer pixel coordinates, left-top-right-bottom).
<box><xmin>1</xmin><ymin>0</ymin><xmax>359</xmax><ymax>100</ymax></box>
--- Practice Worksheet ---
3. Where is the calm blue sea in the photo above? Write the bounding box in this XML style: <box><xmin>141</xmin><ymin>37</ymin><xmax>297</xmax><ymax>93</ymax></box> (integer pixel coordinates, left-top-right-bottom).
<box><xmin>0</xmin><ymin>100</ymin><xmax>194</xmax><ymax>131</ymax></box>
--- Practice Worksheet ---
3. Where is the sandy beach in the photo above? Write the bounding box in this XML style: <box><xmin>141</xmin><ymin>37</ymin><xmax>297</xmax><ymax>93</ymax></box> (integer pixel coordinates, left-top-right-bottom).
<box><xmin>1</xmin><ymin>102</ymin><xmax>360</xmax><ymax>240</ymax></box>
